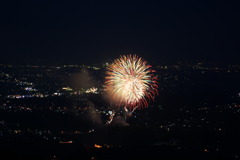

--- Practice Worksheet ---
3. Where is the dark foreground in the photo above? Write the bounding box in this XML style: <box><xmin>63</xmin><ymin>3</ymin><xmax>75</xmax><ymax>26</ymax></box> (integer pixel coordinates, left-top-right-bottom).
<box><xmin>0</xmin><ymin>143</ymin><xmax>236</xmax><ymax>160</ymax></box>
<box><xmin>0</xmin><ymin>126</ymin><xmax>239</xmax><ymax>160</ymax></box>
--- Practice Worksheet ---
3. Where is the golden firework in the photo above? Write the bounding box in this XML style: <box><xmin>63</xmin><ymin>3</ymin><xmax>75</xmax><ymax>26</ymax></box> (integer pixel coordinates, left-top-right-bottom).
<box><xmin>105</xmin><ymin>55</ymin><xmax>158</xmax><ymax>110</ymax></box>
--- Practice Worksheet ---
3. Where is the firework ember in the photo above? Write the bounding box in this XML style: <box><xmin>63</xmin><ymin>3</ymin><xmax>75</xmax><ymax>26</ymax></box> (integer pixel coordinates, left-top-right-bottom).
<box><xmin>105</xmin><ymin>55</ymin><xmax>158</xmax><ymax>111</ymax></box>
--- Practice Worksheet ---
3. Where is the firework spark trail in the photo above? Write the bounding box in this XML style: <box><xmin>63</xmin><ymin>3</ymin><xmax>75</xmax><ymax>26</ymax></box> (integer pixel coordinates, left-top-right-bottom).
<box><xmin>106</xmin><ymin>111</ymin><xmax>115</xmax><ymax>125</ymax></box>
<box><xmin>105</xmin><ymin>55</ymin><xmax>158</xmax><ymax>112</ymax></box>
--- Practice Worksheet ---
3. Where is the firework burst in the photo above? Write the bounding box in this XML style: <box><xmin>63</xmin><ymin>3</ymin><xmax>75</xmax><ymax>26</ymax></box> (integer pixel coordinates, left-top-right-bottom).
<box><xmin>105</xmin><ymin>55</ymin><xmax>158</xmax><ymax>110</ymax></box>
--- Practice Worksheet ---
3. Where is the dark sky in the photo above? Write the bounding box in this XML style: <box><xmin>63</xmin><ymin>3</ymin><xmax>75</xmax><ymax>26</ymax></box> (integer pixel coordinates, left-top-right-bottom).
<box><xmin>0</xmin><ymin>0</ymin><xmax>239</xmax><ymax>65</ymax></box>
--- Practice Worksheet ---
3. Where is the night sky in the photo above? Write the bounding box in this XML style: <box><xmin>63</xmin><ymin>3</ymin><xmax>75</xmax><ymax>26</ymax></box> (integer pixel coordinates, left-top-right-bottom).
<box><xmin>0</xmin><ymin>0</ymin><xmax>239</xmax><ymax>65</ymax></box>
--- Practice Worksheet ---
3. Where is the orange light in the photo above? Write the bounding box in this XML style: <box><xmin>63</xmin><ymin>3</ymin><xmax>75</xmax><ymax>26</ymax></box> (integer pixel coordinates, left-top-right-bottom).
<box><xmin>94</xmin><ymin>144</ymin><xmax>102</xmax><ymax>148</ymax></box>
<box><xmin>59</xmin><ymin>141</ymin><xmax>73</xmax><ymax>144</ymax></box>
